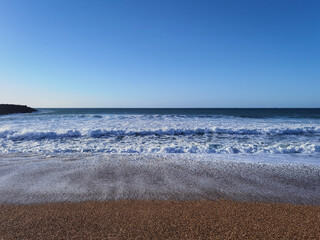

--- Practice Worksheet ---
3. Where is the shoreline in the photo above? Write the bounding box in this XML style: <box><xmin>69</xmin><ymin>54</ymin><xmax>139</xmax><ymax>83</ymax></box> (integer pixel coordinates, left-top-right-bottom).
<box><xmin>1</xmin><ymin>154</ymin><xmax>319</xmax><ymax>205</ymax></box>
<box><xmin>1</xmin><ymin>199</ymin><xmax>320</xmax><ymax>239</ymax></box>
<box><xmin>1</xmin><ymin>154</ymin><xmax>319</xmax><ymax>238</ymax></box>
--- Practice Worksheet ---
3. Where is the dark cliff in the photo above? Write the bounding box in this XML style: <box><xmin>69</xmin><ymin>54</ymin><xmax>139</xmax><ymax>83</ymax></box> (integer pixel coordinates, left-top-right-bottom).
<box><xmin>0</xmin><ymin>104</ymin><xmax>37</xmax><ymax>115</ymax></box>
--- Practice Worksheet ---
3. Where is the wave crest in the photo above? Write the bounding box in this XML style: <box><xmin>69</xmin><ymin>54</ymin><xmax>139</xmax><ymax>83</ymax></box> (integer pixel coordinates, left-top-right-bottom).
<box><xmin>5</xmin><ymin>130</ymin><xmax>81</xmax><ymax>141</ymax></box>
<box><xmin>0</xmin><ymin>126</ymin><xmax>319</xmax><ymax>141</ymax></box>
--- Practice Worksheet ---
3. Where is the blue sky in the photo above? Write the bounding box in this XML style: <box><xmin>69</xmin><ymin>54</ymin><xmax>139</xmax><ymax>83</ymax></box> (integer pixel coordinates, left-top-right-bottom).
<box><xmin>0</xmin><ymin>0</ymin><xmax>319</xmax><ymax>107</ymax></box>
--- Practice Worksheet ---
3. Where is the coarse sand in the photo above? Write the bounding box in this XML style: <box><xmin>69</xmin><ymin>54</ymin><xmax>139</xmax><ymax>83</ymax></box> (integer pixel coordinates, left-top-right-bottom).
<box><xmin>1</xmin><ymin>200</ymin><xmax>320</xmax><ymax>239</ymax></box>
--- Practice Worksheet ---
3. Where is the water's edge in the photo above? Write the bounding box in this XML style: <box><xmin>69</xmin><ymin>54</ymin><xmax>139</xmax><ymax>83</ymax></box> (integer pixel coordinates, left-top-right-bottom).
<box><xmin>1</xmin><ymin>154</ymin><xmax>319</xmax><ymax>205</ymax></box>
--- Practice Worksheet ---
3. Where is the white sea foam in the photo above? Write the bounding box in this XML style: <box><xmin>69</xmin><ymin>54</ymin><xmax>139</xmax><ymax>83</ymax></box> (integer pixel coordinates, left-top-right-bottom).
<box><xmin>0</xmin><ymin>113</ymin><xmax>320</xmax><ymax>158</ymax></box>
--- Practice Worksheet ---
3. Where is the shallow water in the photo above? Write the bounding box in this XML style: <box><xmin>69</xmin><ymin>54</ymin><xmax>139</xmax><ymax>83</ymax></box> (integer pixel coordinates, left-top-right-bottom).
<box><xmin>0</xmin><ymin>154</ymin><xmax>319</xmax><ymax>204</ymax></box>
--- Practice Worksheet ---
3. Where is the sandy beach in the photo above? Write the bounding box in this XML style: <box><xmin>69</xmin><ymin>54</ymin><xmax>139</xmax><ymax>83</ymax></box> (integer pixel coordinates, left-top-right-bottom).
<box><xmin>0</xmin><ymin>154</ymin><xmax>319</xmax><ymax>239</ymax></box>
<box><xmin>1</xmin><ymin>200</ymin><xmax>320</xmax><ymax>239</ymax></box>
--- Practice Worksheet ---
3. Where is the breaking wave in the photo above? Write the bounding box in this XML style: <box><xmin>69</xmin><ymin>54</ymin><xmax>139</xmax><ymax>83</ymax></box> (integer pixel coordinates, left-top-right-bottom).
<box><xmin>1</xmin><ymin>111</ymin><xmax>320</xmax><ymax>156</ymax></box>
<box><xmin>1</xmin><ymin>130</ymin><xmax>81</xmax><ymax>141</ymax></box>
<box><xmin>1</xmin><ymin>126</ymin><xmax>320</xmax><ymax>141</ymax></box>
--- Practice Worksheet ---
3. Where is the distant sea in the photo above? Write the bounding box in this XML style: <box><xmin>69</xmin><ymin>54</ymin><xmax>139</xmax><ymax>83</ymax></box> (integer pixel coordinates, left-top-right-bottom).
<box><xmin>0</xmin><ymin>108</ymin><xmax>319</xmax><ymax>165</ymax></box>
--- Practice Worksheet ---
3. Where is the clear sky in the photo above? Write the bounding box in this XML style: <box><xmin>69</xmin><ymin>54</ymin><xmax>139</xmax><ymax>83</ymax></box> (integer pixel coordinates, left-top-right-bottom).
<box><xmin>0</xmin><ymin>0</ymin><xmax>319</xmax><ymax>108</ymax></box>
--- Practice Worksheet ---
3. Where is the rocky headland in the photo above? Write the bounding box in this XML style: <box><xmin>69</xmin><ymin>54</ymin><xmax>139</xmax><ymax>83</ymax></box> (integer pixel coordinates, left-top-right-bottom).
<box><xmin>0</xmin><ymin>104</ymin><xmax>37</xmax><ymax>115</ymax></box>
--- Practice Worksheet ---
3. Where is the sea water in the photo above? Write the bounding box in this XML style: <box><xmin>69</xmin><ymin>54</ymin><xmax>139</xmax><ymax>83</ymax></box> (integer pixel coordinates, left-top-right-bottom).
<box><xmin>0</xmin><ymin>108</ymin><xmax>320</xmax><ymax>204</ymax></box>
<box><xmin>0</xmin><ymin>108</ymin><xmax>320</xmax><ymax>162</ymax></box>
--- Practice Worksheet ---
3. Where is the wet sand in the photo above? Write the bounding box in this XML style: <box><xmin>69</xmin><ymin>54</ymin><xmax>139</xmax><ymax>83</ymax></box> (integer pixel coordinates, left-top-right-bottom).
<box><xmin>1</xmin><ymin>200</ymin><xmax>320</xmax><ymax>239</ymax></box>
<box><xmin>1</xmin><ymin>154</ymin><xmax>320</xmax><ymax>205</ymax></box>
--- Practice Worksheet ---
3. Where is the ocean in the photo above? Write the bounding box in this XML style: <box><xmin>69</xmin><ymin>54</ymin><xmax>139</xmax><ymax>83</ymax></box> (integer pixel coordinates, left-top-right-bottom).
<box><xmin>1</xmin><ymin>108</ymin><xmax>320</xmax><ymax>204</ymax></box>
<box><xmin>1</xmin><ymin>108</ymin><xmax>320</xmax><ymax>162</ymax></box>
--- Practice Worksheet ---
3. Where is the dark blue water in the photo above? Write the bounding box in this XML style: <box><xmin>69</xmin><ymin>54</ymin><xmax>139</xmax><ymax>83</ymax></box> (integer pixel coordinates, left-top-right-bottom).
<box><xmin>38</xmin><ymin>108</ymin><xmax>320</xmax><ymax>119</ymax></box>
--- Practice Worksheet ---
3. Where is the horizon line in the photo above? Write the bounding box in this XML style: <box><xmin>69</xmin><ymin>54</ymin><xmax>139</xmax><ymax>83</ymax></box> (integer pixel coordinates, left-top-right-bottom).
<box><xmin>34</xmin><ymin>107</ymin><xmax>320</xmax><ymax>109</ymax></box>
